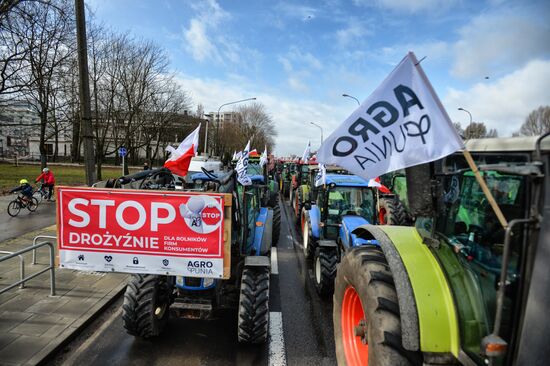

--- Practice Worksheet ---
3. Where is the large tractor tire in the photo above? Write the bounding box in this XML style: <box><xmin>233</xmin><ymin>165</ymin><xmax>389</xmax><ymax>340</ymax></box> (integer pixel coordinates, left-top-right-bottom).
<box><xmin>238</xmin><ymin>267</ymin><xmax>270</xmax><ymax>343</ymax></box>
<box><xmin>272</xmin><ymin>203</ymin><xmax>281</xmax><ymax>247</ymax></box>
<box><xmin>302</xmin><ymin>218</ymin><xmax>315</xmax><ymax>260</ymax></box>
<box><xmin>333</xmin><ymin>246</ymin><xmax>421</xmax><ymax>366</ymax></box>
<box><xmin>314</xmin><ymin>246</ymin><xmax>338</xmax><ymax>298</ymax></box>
<box><xmin>378</xmin><ymin>197</ymin><xmax>408</xmax><ymax>225</ymax></box>
<box><xmin>295</xmin><ymin>188</ymin><xmax>304</xmax><ymax>225</ymax></box>
<box><xmin>122</xmin><ymin>274</ymin><xmax>172</xmax><ymax>338</ymax></box>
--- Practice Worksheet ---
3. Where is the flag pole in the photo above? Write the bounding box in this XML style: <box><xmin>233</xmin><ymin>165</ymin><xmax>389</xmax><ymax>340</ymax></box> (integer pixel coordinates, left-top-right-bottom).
<box><xmin>462</xmin><ymin>150</ymin><xmax>508</xmax><ymax>229</ymax></box>
<box><xmin>410</xmin><ymin>51</ymin><xmax>508</xmax><ymax>230</ymax></box>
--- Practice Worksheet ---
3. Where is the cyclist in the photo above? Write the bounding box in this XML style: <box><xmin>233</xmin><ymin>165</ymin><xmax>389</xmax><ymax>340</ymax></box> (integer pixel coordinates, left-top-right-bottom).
<box><xmin>10</xmin><ymin>179</ymin><xmax>34</xmax><ymax>203</ymax></box>
<box><xmin>35</xmin><ymin>167</ymin><xmax>55</xmax><ymax>201</ymax></box>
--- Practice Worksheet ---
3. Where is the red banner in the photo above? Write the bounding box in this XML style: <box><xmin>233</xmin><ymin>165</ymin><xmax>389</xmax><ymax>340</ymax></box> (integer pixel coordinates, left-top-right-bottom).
<box><xmin>57</xmin><ymin>187</ymin><xmax>226</xmax><ymax>278</ymax></box>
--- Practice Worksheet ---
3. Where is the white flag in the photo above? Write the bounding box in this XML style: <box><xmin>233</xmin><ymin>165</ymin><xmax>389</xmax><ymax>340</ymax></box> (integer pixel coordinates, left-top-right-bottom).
<box><xmin>314</xmin><ymin>163</ymin><xmax>326</xmax><ymax>187</ymax></box>
<box><xmin>260</xmin><ymin>146</ymin><xmax>268</xmax><ymax>167</ymax></box>
<box><xmin>317</xmin><ymin>52</ymin><xmax>463</xmax><ymax>180</ymax></box>
<box><xmin>236</xmin><ymin>141</ymin><xmax>252</xmax><ymax>186</ymax></box>
<box><xmin>232</xmin><ymin>151</ymin><xmax>237</xmax><ymax>160</ymax></box>
<box><xmin>301</xmin><ymin>140</ymin><xmax>311</xmax><ymax>163</ymax></box>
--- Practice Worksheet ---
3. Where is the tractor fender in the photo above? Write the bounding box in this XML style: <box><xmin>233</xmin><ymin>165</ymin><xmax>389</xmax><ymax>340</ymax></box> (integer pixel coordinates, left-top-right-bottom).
<box><xmin>244</xmin><ymin>255</ymin><xmax>270</xmax><ymax>268</ymax></box>
<box><xmin>252</xmin><ymin>208</ymin><xmax>273</xmax><ymax>256</ymax></box>
<box><xmin>352</xmin><ymin>225</ymin><xmax>459</xmax><ymax>357</ymax></box>
<box><xmin>340</xmin><ymin>215</ymin><xmax>377</xmax><ymax>249</ymax></box>
<box><xmin>308</xmin><ymin>205</ymin><xmax>322</xmax><ymax>239</ymax></box>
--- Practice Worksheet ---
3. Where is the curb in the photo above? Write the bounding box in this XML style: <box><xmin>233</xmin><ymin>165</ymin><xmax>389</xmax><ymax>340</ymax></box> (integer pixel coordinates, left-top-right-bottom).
<box><xmin>30</xmin><ymin>281</ymin><xmax>127</xmax><ymax>366</ymax></box>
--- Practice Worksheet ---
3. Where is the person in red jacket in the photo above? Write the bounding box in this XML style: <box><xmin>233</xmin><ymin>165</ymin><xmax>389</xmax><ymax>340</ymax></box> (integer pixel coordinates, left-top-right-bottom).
<box><xmin>36</xmin><ymin>167</ymin><xmax>55</xmax><ymax>201</ymax></box>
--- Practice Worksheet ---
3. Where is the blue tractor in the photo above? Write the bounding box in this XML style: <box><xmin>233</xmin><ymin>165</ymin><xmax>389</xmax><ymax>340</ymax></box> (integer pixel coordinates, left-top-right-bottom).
<box><xmin>107</xmin><ymin>168</ymin><xmax>273</xmax><ymax>343</ymax></box>
<box><xmin>301</xmin><ymin>174</ymin><xmax>379</xmax><ymax>297</ymax></box>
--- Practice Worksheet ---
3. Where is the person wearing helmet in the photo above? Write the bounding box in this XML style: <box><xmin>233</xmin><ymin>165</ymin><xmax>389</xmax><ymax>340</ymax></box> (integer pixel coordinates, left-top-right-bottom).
<box><xmin>35</xmin><ymin>167</ymin><xmax>56</xmax><ymax>201</ymax></box>
<box><xmin>10</xmin><ymin>179</ymin><xmax>34</xmax><ymax>203</ymax></box>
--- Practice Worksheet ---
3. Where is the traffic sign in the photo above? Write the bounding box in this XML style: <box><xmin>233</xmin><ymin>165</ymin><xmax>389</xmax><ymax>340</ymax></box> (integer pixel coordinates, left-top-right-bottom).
<box><xmin>118</xmin><ymin>147</ymin><xmax>127</xmax><ymax>157</ymax></box>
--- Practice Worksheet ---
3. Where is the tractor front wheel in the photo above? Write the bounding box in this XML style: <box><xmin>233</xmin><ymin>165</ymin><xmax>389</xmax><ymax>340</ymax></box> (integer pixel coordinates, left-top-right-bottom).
<box><xmin>302</xmin><ymin>219</ymin><xmax>315</xmax><ymax>260</ymax></box>
<box><xmin>314</xmin><ymin>246</ymin><xmax>338</xmax><ymax>298</ymax></box>
<box><xmin>122</xmin><ymin>274</ymin><xmax>172</xmax><ymax>338</ymax></box>
<box><xmin>238</xmin><ymin>267</ymin><xmax>270</xmax><ymax>343</ymax></box>
<box><xmin>333</xmin><ymin>246</ymin><xmax>421</xmax><ymax>366</ymax></box>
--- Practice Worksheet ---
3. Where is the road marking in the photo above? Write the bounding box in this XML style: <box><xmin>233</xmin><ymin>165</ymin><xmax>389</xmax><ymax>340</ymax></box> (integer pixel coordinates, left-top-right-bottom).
<box><xmin>271</xmin><ymin>247</ymin><xmax>279</xmax><ymax>275</ymax></box>
<box><xmin>269</xmin><ymin>311</ymin><xmax>287</xmax><ymax>366</ymax></box>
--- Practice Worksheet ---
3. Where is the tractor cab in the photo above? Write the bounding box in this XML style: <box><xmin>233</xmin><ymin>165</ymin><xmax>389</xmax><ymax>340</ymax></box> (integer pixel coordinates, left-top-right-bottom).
<box><xmin>428</xmin><ymin>136</ymin><xmax>550</xmax><ymax>365</ymax></box>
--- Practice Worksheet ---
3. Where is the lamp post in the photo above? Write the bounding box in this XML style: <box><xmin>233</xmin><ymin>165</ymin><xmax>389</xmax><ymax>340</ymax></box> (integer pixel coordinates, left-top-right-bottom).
<box><xmin>458</xmin><ymin>107</ymin><xmax>473</xmax><ymax>138</ymax></box>
<box><xmin>203</xmin><ymin>113</ymin><xmax>213</xmax><ymax>155</ymax></box>
<box><xmin>342</xmin><ymin>93</ymin><xmax>360</xmax><ymax>106</ymax></box>
<box><xmin>216</xmin><ymin>97</ymin><xmax>256</xmax><ymax>155</ymax></box>
<box><xmin>310</xmin><ymin>122</ymin><xmax>324</xmax><ymax>144</ymax></box>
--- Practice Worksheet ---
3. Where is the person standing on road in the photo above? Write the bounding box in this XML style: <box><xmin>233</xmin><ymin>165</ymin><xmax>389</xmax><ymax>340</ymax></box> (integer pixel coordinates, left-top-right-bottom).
<box><xmin>35</xmin><ymin>167</ymin><xmax>55</xmax><ymax>201</ymax></box>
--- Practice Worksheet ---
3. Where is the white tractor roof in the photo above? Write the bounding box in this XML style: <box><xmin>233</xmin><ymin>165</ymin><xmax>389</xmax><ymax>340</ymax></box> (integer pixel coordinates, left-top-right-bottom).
<box><xmin>464</xmin><ymin>136</ymin><xmax>550</xmax><ymax>152</ymax></box>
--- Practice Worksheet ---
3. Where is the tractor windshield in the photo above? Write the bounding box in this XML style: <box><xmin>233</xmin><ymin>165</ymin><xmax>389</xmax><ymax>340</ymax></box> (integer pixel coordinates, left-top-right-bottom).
<box><xmin>247</xmin><ymin>162</ymin><xmax>263</xmax><ymax>176</ymax></box>
<box><xmin>326</xmin><ymin>186</ymin><xmax>375</xmax><ymax>226</ymax></box>
<box><xmin>436</xmin><ymin>170</ymin><xmax>527</xmax><ymax>365</ymax></box>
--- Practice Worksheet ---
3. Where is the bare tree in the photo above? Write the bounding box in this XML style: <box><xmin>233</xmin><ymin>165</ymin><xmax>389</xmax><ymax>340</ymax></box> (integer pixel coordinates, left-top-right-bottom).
<box><xmin>464</xmin><ymin>122</ymin><xmax>498</xmax><ymax>139</ymax></box>
<box><xmin>519</xmin><ymin>106</ymin><xmax>550</xmax><ymax>136</ymax></box>
<box><xmin>217</xmin><ymin>102</ymin><xmax>277</xmax><ymax>156</ymax></box>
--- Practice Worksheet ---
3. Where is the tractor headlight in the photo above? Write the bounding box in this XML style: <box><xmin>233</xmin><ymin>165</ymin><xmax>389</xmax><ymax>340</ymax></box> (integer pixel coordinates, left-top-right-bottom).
<box><xmin>203</xmin><ymin>278</ymin><xmax>215</xmax><ymax>287</ymax></box>
<box><xmin>176</xmin><ymin>276</ymin><xmax>184</xmax><ymax>286</ymax></box>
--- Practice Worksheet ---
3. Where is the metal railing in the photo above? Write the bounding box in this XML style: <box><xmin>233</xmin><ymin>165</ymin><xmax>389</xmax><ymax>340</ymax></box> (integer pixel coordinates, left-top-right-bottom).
<box><xmin>0</xmin><ymin>241</ymin><xmax>56</xmax><ymax>296</ymax></box>
<box><xmin>32</xmin><ymin>235</ymin><xmax>57</xmax><ymax>265</ymax></box>
<box><xmin>0</xmin><ymin>251</ymin><xmax>25</xmax><ymax>289</ymax></box>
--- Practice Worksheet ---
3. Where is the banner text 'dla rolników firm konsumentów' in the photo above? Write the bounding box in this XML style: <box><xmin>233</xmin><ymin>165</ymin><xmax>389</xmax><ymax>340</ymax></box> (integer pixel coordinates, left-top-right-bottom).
<box><xmin>57</xmin><ymin>186</ymin><xmax>226</xmax><ymax>278</ymax></box>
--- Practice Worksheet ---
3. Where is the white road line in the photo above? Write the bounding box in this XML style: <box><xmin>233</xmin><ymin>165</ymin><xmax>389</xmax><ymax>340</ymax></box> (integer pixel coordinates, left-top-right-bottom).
<box><xmin>269</xmin><ymin>311</ymin><xmax>287</xmax><ymax>366</ymax></box>
<box><xmin>271</xmin><ymin>247</ymin><xmax>279</xmax><ymax>275</ymax></box>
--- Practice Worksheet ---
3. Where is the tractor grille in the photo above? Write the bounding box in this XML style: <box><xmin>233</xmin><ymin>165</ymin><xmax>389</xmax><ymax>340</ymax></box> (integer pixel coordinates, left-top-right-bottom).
<box><xmin>184</xmin><ymin>277</ymin><xmax>202</xmax><ymax>287</ymax></box>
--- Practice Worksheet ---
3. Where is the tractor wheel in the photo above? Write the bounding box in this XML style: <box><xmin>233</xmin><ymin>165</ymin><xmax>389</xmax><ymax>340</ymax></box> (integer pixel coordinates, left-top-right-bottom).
<box><xmin>272</xmin><ymin>203</ymin><xmax>281</xmax><ymax>247</ymax></box>
<box><xmin>378</xmin><ymin>197</ymin><xmax>408</xmax><ymax>225</ymax></box>
<box><xmin>314</xmin><ymin>246</ymin><xmax>338</xmax><ymax>298</ymax></box>
<box><xmin>334</xmin><ymin>246</ymin><xmax>422</xmax><ymax>366</ymax></box>
<box><xmin>302</xmin><ymin>219</ymin><xmax>315</xmax><ymax>260</ymax></box>
<box><xmin>122</xmin><ymin>274</ymin><xmax>172</xmax><ymax>338</ymax></box>
<box><xmin>238</xmin><ymin>267</ymin><xmax>270</xmax><ymax>343</ymax></box>
<box><xmin>295</xmin><ymin>188</ymin><xmax>303</xmax><ymax>225</ymax></box>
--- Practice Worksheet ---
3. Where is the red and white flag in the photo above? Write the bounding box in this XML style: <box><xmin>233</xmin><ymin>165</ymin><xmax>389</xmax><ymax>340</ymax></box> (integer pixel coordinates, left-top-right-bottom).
<box><xmin>164</xmin><ymin>124</ymin><xmax>201</xmax><ymax>176</ymax></box>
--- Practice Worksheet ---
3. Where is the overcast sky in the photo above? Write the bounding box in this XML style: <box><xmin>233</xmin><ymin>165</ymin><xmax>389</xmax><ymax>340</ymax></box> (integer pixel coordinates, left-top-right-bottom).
<box><xmin>88</xmin><ymin>0</ymin><xmax>550</xmax><ymax>155</ymax></box>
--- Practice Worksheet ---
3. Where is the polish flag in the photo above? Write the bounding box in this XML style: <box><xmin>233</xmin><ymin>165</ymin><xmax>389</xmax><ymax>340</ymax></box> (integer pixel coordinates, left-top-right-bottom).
<box><xmin>374</xmin><ymin>177</ymin><xmax>391</xmax><ymax>194</ymax></box>
<box><xmin>164</xmin><ymin>124</ymin><xmax>201</xmax><ymax>176</ymax></box>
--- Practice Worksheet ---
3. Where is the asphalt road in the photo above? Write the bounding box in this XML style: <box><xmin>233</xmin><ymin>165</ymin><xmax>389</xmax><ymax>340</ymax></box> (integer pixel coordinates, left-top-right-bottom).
<box><xmin>0</xmin><ymin>197</ymin><xmax>56</xmax><ymax>242</ymax></box>
<box><xmin>46</xmin><ymin>197</ymin><xmax>336</xmax><ymax>366</ymax></box>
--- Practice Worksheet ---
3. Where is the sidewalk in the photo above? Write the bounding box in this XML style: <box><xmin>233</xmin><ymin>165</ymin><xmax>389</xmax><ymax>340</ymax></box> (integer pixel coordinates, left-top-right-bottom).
<box><xmin>0</xmin><ymin>225</ymin><xmax>128</xmax><ymax>366</ymax></box>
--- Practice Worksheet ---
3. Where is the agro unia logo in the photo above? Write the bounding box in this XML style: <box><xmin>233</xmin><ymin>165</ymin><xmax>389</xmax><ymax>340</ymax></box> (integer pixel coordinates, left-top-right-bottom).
<box><xmin>179</xmin><ymin>195</ymin><xmax>223</xmax><ymax>234</ymax></box>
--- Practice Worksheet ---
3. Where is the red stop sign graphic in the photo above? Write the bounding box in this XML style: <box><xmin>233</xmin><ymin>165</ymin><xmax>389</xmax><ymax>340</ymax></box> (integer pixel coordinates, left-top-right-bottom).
<box><xmin>202</xmin><ymin>206</ymin><xmax>221</xmax><ymax>225</ymax></box>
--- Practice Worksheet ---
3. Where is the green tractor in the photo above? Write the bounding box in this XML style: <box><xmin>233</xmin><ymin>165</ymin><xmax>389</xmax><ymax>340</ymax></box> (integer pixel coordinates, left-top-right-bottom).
<box><xmin>333</xmin><ymin>136</ymin><xmax>550</xmax><ymax>365</ymax></box>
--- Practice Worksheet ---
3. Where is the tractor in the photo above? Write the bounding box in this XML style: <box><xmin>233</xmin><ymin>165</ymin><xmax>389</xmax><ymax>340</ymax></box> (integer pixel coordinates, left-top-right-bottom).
<box><xmin>377</xmin><ymin>170</ymin><xmax>410</xmax><ymax>225</ymax></box>
<box><xmin>292</xmin><ymin>164</ymin><xmax>350</xmax><ymax>226</ymax></box>
<box><xmin>289</xmin><ymin>159</ymin><xmax>318</xmax><ymax>218</ymax></box>
<box><xmin>300</xmin><ymin>174</ymin><xmax>380</xmax><ymax>298</ymax></box>
<box><xmin>332</xmin><ymin>135</ymin><xmax>550</xmax><ymax>365</ymax></box>
<box><xmin>98</xmin><ymin>167</ymin><xmax>274</xmax><ymax>344</ymax></box>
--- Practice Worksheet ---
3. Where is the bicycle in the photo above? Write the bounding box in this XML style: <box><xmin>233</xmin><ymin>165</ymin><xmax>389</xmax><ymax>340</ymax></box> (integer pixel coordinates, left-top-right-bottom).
<box><xmin>7</xmin><ymin>195</ymin><xmax>39</xmax><ymax>217</ymax></box>
<box><xmin>33</xmin><ymin>183</ymin><xmax>50</xmax><ymax>204</ymax></box>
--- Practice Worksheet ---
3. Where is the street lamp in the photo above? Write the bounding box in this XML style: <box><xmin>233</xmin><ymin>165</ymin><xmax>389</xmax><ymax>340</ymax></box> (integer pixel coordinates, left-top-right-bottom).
<box><xmin>310</xmin><ymin>122</ymin><xmax>324</xmax><ymax>144</ymax></box>
<box><xmin>216</xmin><ymin>97</ymin><xmax>257</xmax><ymax>154</ymax></box>
<box><xmin>203</xmin><ymin>113</ymin><xmax>213</xmax><ymax>155</ymax></box>
<box><xmin>458</xmin><ymin>107</ymin><xmax>473</xmax><ymax>138</ymax></box>
<box><xmin>342</xmin><ymin>93</ymin><xmax>360</xmax><ymax>106</ymax></box>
